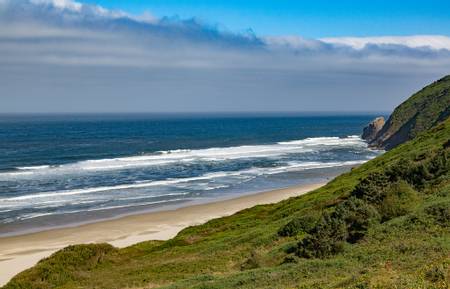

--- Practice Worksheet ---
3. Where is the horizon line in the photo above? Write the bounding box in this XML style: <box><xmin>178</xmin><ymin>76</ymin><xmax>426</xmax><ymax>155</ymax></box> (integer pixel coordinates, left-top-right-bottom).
<box><xmin>0</xmin><ymin>111</ymin><xmax>391</xmax><ymax>116</ymax></box>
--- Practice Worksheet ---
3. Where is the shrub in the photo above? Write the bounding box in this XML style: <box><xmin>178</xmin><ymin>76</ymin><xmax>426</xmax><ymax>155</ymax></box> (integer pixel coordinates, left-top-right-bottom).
<box><xmin>351</xmin><ymin>172</ymin><xmax>392</xmax><ymax>204</ymax></box>
<box><xmin>284</xmin><ymin>132</ymin><xmax>448</xmax><ymax>262</ymax></box>
<box><xmin>427</xmin><ymin>149</ymin><xmax>450</xmax><ymax>177</ymax></box>
<box><xmin>296</xmin><ymin>212</ymin><xmax>348</xmax><ymax>258</ymax></box>
<box><xmin>281</xmin><ymin>255</ymin><xmax>300</xmax><ymax>264</ymax></box>
<box><xmin>278</xmin><ymin>214</ymin><xmax>318</xmax><ymax>237</ymax></box>
<box><xmin>283</xmin><ymin>242</ymin><xmax>298</xmax><ymax>254</ymax></box>
<box><xmin>351</xmin><ymin>172</ymin><xmax>419</xmax><ymax>221</ymax></box>
<box><xmin>386</xmin><ymin>150</ymin><xmax>450</xmax><ymax>189</ymax></box>
<box><xmin>425</xmin><ymin>202</ymin><xmax>450</xmax><ymax>227</ymax></box>
<box><xmin>295</xmin><ymin>197</ymin><xmax>380</xmax><ymax>258</ymax></box>
<box><xmin>378</xmin><ymin>181</ymin><xmax>420</xmax><ymax>221</ymax></box>
<box><xmin>334</xmin><ymin>197</ymin><xmax>380</xmax><ymax>243</ymax></box>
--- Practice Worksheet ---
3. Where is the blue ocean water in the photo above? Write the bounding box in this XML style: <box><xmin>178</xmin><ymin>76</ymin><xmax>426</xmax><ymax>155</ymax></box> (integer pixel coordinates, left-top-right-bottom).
<box><xmin>0</xmin><ymin>113</ymin><xmax>381</xmax><ymax>235</ymax></box>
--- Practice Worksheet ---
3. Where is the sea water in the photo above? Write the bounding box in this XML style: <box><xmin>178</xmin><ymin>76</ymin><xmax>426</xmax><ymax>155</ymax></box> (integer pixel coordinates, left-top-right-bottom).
<box><xmin>0</xmin><ymin>113</ymin><xmax>382</xmax><ymax>236</ymax></box>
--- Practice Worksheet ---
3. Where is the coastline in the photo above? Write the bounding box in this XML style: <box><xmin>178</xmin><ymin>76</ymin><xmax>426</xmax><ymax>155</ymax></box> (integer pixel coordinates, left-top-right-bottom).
<box><xmin>0</xmin><ymin>182</ymin><xmax>325</xmax><ymax>286</ymax></box>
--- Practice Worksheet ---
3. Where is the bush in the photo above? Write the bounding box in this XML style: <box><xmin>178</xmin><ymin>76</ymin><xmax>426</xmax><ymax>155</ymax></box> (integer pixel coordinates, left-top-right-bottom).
<box><xmin>296</xmin><ymin>212</ymin><xmax>348</xmax><ymax>258</ymax></box>
<box><xmin>281</xmin><ymin>255</ymin><xmax>300</xmax><ymax>264</ymax></box>
<box><xmin>296</xmin><ymin>197</ymin><xmax>380</xmax><ymax>258</ymax></box>
<box><xmin>386</xmin><ymin>150</ymin><xmax>450</xmax><ymax>189</ymax></box>
<box><xmin>351</xmin><ymin>173</ymin><xmax>419</xmax><ymax>221</ymax></box>
<box><xmin>283</xmin><ymin>242</ymin><xmax>298</xmax><ymax>254</ymax></box>
<box><xmin>425</xmin><ymin>202</ymin><xmax>450</xmax><ymax>226</ymax></box>
<box><xmin>286</xmin><ymin>141</ymin><xmax>449</xmax><ymax>261</ymax></box>
<box><xmin>378</xmin><ymin>181</ymin><xmax>420</xmax><ymax>221</ymax></box>
<box><xmin>334</xmin><ymin>197</ymin><xmax>380</xmax><ymax>243</ymax></box>
<box><xmin>278</xmin><ymin>214</ymin><xmax>318</xmax><ymax>237</ymax></box>
<box><xmin>351</xmin><ymin>172</ymin><xmax>392</xmax><ymax>204</ymax></box>
<box><xmin>426</xmin><ymin>149</ymin><xmax>450</xmax><ymax>177</ymax></box>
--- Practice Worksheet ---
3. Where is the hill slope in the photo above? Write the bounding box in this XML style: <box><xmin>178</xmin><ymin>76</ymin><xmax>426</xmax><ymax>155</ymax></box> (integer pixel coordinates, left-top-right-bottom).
<box><xmin>370</xmin><ymin>75</ymin><xmax>450</xmax><ymax>150</ymax></box>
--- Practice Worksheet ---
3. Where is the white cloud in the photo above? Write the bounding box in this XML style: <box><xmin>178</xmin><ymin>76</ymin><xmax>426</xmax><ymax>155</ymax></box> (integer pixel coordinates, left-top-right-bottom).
<box><xmin>0</xmin><ymin>0</ymin><xmax>448</xmax><ymax>70</ymax></box>
<box><xmin>320</xmin><ymin>35</ymin><xmax>450</xmax><ymax>51</ymax></box>
<box><xmin>2</xmin><ymin>0</ymin><xmax>449</xmax><ymax>57</ymax></box>
<box><xmin>263</xmin><ymin>36</ymin><xmax>324</xmax><ymax>50</ymax></box>
<box><xmin>30</xmin><ymin>0</ymin><xmax>82</xmax><ymax>11</ymax></box>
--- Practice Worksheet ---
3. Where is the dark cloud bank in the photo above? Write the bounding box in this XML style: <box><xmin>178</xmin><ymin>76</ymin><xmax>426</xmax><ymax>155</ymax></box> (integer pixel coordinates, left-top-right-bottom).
<box><xmin>1</xmin><ymin>0</ymin><xmax>449</xmax><ymax>113</ymax></box>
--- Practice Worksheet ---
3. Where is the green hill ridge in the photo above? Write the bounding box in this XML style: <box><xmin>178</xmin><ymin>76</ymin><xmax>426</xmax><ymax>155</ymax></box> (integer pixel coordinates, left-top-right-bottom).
<box><xmin>370</xmin><ymin>75</ymin><xmax>450</xmax><ymax>150</ymax></box>
<box><xmin>4</xmin><ymin>77</ymin><xmax>450</xmax><ymax>289</ymax></box>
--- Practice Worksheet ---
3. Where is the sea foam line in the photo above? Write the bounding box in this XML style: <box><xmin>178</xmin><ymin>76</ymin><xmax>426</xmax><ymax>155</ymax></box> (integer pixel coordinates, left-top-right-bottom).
<box><xmin>15</xmin><ymin>198</ymin><xmax>193</xmax><ymax>222</ymax></box>
<box><xmin>0</xmin><ymin>172</ymin><xmax>234</xmax><ymax>202</ymax></box>
<box><xmin>3</xmin><ymin>136</ymin><xmax>368</xmax><ymax>178</ymax></box>
<box><xmin>0</xmin><ymin>159</ymin><xmax>370</xmax><ymax>204</ymax></box>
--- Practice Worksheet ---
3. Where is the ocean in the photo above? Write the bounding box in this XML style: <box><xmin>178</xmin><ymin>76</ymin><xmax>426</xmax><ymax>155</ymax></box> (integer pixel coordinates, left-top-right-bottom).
<box><xmin>0</xmin><ymin>113</ymin><xmax>382</xmax><ymax>236</ymax></box>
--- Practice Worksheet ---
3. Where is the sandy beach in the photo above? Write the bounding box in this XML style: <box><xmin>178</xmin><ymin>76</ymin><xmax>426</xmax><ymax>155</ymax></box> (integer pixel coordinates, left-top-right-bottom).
<box><xmin>0</xmin><ymin>182</ymin><xmax>324</xmax><ymax>286</ymax></box>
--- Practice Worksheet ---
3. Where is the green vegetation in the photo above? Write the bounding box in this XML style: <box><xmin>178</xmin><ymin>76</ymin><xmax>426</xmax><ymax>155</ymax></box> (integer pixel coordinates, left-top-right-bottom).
<box><xmin>372</xmin><ymin>75</ymin><xmax>450</xmax><ymax>149</ymax></box>
<box><xmin>4</xmin><ymin>77</ymin><xmax>450</xmax><ymax>289</ymax></box>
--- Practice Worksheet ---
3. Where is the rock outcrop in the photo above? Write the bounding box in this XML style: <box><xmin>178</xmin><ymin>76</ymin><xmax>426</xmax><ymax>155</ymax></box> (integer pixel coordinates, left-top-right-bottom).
<box><xmin>366</xmin><ymin>75</ymin><xmax>450</xmax><ymax>150</ymax></box>
<box><xmin>362</xmin><ymin>117</ymin><xmax>385</xmax><ymax>143</ymax></box>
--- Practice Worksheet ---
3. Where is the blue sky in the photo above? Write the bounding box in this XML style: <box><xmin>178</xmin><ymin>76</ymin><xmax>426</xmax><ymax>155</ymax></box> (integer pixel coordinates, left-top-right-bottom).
<box><xmin>86</xmin><ymin>0</ymin><xmax>450</xmax><ymax>37</ymax></box>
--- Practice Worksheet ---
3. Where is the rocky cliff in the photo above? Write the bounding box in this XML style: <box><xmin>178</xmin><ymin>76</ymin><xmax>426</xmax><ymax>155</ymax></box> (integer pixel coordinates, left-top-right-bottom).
<box><xmin>361</xmin><ymin>116</ymin><xmax>385</xmax><ymax>143</ymax></box>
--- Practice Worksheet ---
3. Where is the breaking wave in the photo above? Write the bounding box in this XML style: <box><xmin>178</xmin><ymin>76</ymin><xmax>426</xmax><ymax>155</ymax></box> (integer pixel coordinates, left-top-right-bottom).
<box><xmin>3</xmin><ymin>136</ymin><xmax>367</xmax><ymax>178</ymax></box>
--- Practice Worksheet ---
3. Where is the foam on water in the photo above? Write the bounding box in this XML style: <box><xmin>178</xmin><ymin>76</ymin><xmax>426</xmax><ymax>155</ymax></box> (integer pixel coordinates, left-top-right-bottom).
<box><xmin>1</xmin><ymin>173</ymin><xmax>231</xmax><ymax>202</ymax></box>
<box><xmin>3</xmin><ymin>136</ymin><xmax>367</xmax><ymax>178</ymax></box>
<box><xmin>17</xmin><ymin>198</ymin><xmax>193</xmax><ymax>221</ymax></box>
<box><xmin>0</xmin><ymin>158</ymin><xmax>373</xmax><ymax>218</ymax></box>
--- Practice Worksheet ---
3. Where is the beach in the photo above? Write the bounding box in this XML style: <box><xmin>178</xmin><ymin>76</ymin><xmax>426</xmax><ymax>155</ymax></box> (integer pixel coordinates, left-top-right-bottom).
<box><xmin>0</xmin><ymin>182</ymin><xmax>324</xmax><ymax>286</ymax></box>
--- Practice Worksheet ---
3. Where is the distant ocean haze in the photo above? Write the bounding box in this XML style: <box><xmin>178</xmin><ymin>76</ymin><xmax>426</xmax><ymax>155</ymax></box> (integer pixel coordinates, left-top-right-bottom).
<box><xmin>0</xmin><ymin>114</ymin><xmax>382</xmax><ymax>236</ymax></box>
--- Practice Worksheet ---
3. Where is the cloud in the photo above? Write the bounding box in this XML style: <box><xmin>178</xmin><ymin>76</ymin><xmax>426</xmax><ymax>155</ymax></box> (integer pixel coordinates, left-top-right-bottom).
<box><xmin>0</xmin><ymin>0</ymin><xmax>261</xmax><ymax>47</ymax></box>
<box><xmin>265</xmin><ymin>35</ymin><xmax>450</xmax><ymax>60</ymax></box>
<box><xmin>320</xmin><ymin>35</ymin><xmax>450</xmax><ymax>51</ymax></box>
<box><xmin>30</xmin><ymin>0</ymin><xmax>82</xmax><ymax>12</ymax></box>
<box><xmin>0</xmin><ymin>0</ymin><xmax>269</xmax><ymax>69</ymax></box>
<box><xmin>0</xmin><ymin>0</ymin><xmax>449</xmax><ymax>113</ymax></box>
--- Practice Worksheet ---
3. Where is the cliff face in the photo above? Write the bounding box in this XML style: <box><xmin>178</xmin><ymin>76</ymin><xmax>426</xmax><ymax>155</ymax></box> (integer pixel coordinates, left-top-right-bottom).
<box><xmin>369</xmin><ymin>75</ymin><xmax>450</xmax><ymax>150</ymax></box>
<box><xmin>361</xmin><ymin>117</ymin><xmax>385</xmax><ymax>143</ymax></box>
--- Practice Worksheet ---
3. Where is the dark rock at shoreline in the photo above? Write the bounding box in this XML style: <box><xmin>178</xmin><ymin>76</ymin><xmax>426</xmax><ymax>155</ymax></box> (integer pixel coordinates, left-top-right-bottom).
<box><xmin>362</xmin><ymin>117</ymin><xmax>385</xmax><ymax>143</ymax></box>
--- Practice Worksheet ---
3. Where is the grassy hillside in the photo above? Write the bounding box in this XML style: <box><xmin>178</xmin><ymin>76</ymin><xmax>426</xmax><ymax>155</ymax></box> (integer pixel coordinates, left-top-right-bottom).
<box><xmin>4</xmin><ymin>117</ymin><xmax>450</xmax><ymax>288</ymax></box>
<box><xmin>371</xmin><ymin>75</ymin><xmax>450</xmax><ymax>150</ymax></box>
